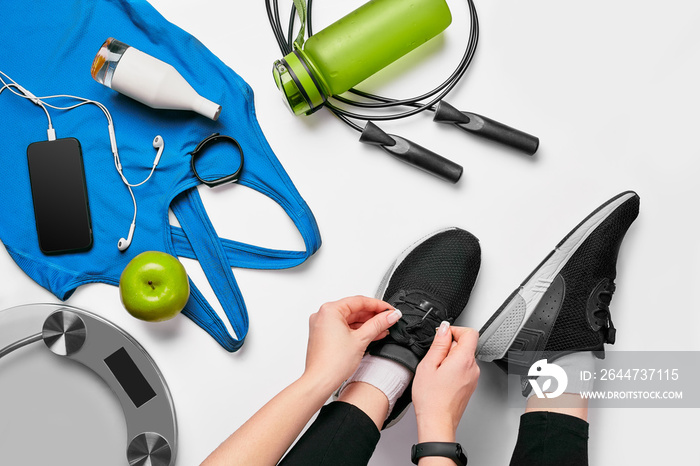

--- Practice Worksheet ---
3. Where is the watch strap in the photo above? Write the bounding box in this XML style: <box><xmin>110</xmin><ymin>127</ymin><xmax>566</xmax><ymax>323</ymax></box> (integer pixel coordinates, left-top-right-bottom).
<box><xmin>411</xmin><ymin>442</ymin><xmax>467</xmax><ymax>465</ymax></box>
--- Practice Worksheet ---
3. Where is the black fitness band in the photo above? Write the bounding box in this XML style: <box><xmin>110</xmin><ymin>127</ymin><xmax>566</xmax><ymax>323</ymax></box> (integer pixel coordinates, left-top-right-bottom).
<box><xmin>189</xmin><ymin>133</ymin><xmax>244</xmax><ymax>188</ymax></box>
<box><xmin>411</xmin><ymin>442</ymin><xmax>468</xmax><ymax>465</ymax></box>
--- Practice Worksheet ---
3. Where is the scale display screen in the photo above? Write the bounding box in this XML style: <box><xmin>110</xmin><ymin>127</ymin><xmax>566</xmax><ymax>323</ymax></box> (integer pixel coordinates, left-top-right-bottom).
<box><xmin>104</xmin><ymin>347</ymin><xmax>157</xmax><ymax>408</ymax></box>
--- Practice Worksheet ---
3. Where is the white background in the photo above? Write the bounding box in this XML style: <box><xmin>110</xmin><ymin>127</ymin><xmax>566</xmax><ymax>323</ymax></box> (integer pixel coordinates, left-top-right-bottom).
<box><xmin>1</xmin><ymin>0</ymin><xmax>699</xmax><ymax>464</ymax></box>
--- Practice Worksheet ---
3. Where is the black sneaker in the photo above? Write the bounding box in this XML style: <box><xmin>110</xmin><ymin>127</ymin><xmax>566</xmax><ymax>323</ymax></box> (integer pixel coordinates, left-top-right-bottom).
<box><xmin>476</xmin><ymin>191</ymin><xmax>640</xmax><ymax>378</ymax></box>
<box><xmin>368</xmin><ymin>227</ymin><xmax>481</xmax><ymax>428</ymax></box>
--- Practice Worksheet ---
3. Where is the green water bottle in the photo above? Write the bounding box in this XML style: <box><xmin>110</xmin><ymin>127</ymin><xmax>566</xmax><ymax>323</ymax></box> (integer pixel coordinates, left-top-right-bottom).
<box><xmin>273</xmin><ymin>0</ymin><xmax>452</xmax><ymax>115</ymax></box>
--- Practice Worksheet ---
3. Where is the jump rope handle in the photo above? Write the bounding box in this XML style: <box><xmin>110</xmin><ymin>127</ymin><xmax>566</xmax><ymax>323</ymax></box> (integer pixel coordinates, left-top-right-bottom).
<box><xmin>434</xmin><ymin>101</ymin><xmax>539</xmax><ymax>156</ymax></box>
<box><xmin>360</xmin><ymin>122</ymin><xmax>463</xmax><ymax>184</ymax></box>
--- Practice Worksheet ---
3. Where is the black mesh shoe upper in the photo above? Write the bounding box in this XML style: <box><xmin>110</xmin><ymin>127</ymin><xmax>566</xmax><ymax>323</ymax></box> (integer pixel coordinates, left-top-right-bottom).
<box><xmin>370</xmin><ymin>228</ymin><xmax>481</xmax><ymax>367</ymax></box>
<box><xmin>542</xmin><ymin>193</ymin><xmax>639</xmax><ymax>356</ymax></box>
<box><xmin>494</xmin><ymin>192</ymin><xmax>640</xmax><ymax>374</ymax></box>
<box><xmin>368</xmin><ymin>228</ymin><xmax>481</xmax><ymax>429</ymax></box>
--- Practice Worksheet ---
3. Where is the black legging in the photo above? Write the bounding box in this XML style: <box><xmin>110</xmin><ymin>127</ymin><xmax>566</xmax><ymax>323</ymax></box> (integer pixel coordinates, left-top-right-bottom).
<box><xmin>279</xmin><ymin>402</ymin><xmax>589</xmax><ymax>466</ymax></box>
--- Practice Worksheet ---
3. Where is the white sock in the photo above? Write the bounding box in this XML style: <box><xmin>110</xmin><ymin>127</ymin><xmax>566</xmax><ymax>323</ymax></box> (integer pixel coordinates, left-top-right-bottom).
<box><xmin>528</xmin><ymin>351</ymin><xmax>596</xmax><ymax>398</ymax></box>
<box><xmin>339</xmin><ymin>354</ymin><xmax>413</xmax><ymax>415</ymax></box>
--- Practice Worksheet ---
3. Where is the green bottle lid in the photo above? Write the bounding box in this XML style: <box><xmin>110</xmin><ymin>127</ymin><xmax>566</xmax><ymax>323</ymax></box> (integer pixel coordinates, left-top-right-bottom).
<box><xmin>273</xmin><ymin>50</ymin><xmax>327</xmax><ymax>115</ymax></box>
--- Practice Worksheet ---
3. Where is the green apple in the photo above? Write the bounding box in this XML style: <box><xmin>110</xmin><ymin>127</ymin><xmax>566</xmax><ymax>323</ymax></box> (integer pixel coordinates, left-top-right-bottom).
<box><xmin>119</xmin><ymin>251</ymin><xmax>190</xmax><ymax>322</ymax></box>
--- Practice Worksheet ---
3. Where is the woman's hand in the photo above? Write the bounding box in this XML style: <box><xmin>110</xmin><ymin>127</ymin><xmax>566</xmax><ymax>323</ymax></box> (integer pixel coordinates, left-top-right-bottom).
<box><xmin>303</xmin><ymin>295</ymin><xmax>402</xmax><ymax>393</ymax></box>
<box><xmin>202</xmin><ymin>296</ymin><xmax>401</xmax><ymax>466</ymax></box>
<box><xmin>412</xmin><ymin>323</ymin><xmax>480</xmax><ymax>443</ymax></box>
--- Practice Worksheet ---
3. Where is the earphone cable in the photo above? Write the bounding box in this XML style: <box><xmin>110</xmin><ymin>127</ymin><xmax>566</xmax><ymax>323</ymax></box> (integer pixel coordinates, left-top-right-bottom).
<box><xmin>0</xmin><ymin>72</ymin><xmax>54</xmax><ymax>133</ymax></box>
<box><xmin>0</xmin><ymin>72</ymin><xmax>149</xmax><ymax>243</ymax></box>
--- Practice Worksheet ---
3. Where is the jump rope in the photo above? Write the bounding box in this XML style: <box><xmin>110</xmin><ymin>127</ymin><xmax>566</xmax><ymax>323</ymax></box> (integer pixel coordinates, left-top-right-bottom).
<box><xmin>266</xmin><ymin>0</ymin><xmax>539</xmax><ymax>182</ymax></box>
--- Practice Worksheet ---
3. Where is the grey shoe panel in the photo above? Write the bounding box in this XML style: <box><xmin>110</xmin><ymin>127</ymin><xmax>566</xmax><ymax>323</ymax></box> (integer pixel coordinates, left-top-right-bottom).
<box><xmin>477</xmin><ymin>293</ymin><xmax>527</xmax><ymax>361</ymax></box>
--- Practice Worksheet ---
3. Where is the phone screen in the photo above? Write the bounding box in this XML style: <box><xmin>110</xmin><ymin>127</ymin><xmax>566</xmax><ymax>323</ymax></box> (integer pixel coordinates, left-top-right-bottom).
<box><xmin>27</xmin><ymin>138</ymin><xmax>93</xmax><ymax>254</ymax></box>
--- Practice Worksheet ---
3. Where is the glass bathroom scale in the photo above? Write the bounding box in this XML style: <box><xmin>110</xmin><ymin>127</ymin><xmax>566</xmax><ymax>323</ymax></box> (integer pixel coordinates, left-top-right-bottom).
<box><xmin>0</xmin><ymin>303</ymin><xmax>177</xmax><ymax>465</ymax></box>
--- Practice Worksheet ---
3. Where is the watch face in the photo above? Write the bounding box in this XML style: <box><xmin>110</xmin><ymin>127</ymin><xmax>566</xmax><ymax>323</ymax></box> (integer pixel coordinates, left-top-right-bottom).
<box><xmin>456</xmin><ymin>444</ymin><xmax>468</xmax><ymax>465</ymax></box>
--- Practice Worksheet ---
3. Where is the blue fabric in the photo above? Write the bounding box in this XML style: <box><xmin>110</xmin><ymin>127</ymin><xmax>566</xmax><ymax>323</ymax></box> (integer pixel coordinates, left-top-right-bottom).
<box><xmin>0</xmin><ymin>0</ymin><xmax>321</xmax><ymax>351</ymax></box>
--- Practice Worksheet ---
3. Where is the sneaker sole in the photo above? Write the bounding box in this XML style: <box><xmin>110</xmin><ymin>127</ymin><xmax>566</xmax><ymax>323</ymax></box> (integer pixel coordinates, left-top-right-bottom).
<box><xmin>476</xmin><ymin>191</ymin><xmax>638</xmax><ymax>362</ymax></box>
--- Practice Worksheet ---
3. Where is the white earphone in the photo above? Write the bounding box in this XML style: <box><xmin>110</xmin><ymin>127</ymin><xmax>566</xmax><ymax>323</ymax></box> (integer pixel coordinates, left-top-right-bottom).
<box><xmin>153</xmin><ymin>135</ymin><xmax>164</xmax><ymax>165</ymax></box>
<box><xmin>116</xmin><ymin>135</ymin><xmax>164</xmax><ymax>251</ymax></box>
<box><xmin>117</xmin><ymin>223</ymin><xmax>136</xmax><ymax>252</ymax></box>
<box><xmin>0</xmin><ymin>71</ymin><xmax>164</xmax><ymax>253</ymax></box>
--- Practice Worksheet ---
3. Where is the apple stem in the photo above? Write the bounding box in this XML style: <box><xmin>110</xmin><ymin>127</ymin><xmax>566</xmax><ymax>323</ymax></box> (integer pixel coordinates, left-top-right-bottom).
<box><xmin>148</xmin><ymin>280</ymin><xmax>155</xmax><ymax>290</ymax></box>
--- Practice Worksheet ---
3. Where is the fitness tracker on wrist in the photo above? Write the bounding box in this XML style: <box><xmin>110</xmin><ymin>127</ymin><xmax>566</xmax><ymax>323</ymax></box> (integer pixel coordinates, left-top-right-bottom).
<box><xmin>411</xmin><ymin>442</ymin><xmax>467</xmax><ymax>465</ymax></box>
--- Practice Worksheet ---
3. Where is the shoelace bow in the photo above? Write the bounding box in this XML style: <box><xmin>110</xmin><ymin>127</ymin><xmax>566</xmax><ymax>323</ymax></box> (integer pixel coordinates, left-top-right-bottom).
<box><xmin>391</xmin><ymin>292</ymin><xmax>448</xmax><ymax>353</ymax></box>
<box><xmin>594</xmin><ymin>281</ymin><xmax>617</xmax><ymax>344</ymax></box>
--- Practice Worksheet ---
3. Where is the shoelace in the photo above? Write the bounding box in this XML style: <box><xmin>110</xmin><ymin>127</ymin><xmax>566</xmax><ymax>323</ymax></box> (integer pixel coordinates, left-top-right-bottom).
<box><xmin>390</xmin><ymin>291</ymin><xmax>448</xmax><ymax>354</ymax></box>
<box><xmin>594</xmin><ymin>282</ymin><xmax>617</xmax><ymax>344</ymax></box>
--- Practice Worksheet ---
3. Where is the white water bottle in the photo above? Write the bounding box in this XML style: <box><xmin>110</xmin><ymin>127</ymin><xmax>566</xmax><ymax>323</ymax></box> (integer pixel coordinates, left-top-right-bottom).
<box><xmin>91</xmin><ymin>38</ymin><xmax>221</xmax><ymax>120</ymax></box>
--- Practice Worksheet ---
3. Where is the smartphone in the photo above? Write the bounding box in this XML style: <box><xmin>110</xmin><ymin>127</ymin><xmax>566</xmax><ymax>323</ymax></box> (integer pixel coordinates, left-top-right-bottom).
<box><xmin>27</xmin><ymin>138</ymin><xmax>93</xmax><ymax>254</ymax></box>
